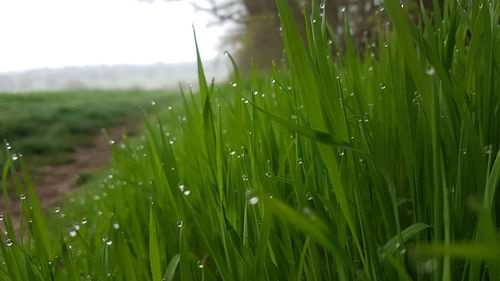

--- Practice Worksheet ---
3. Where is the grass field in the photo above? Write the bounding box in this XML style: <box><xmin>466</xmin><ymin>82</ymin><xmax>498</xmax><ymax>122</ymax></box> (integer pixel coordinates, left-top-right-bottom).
<box><xmin>0</xmin><ymin>90</ymin><xmax>173</xmax><ymax>164</ymax></box>
<box><xmin>1</xmin><ymin>0</ymin><xmax>499</xmax><ymax>280</ymax></box>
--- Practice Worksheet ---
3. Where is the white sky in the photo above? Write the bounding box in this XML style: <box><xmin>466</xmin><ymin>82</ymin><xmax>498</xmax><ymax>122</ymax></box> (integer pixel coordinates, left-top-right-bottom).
<box><xmin>0</xmin><ymin>0</ymin><xmax>225</xmax><ymax>73</ymax></box>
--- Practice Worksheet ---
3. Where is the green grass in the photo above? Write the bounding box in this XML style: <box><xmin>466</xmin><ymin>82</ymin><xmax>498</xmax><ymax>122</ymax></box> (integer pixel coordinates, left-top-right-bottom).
<box><xmin>1</xmin><ymin>0</ymin><xmax>499</xmax><ymax>280</ymax></box>
<box><xmin>0</xmin><ymin>90</ymin><xmax>173</xmax><ymax>164</ymax></box>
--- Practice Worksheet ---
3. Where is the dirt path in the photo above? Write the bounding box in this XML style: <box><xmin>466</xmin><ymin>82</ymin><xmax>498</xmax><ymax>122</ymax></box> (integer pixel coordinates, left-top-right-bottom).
<box><xmin>4</xmin><ymin>119</ymin><xmax>142</xmax><ymax>221</ymax></box>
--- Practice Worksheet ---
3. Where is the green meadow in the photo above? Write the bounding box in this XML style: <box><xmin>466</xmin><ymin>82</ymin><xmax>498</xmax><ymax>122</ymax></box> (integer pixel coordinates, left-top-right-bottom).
<box><xmin>1</xmin><ymin>0</ymin><xmax>499</xmax><ymax>280</ymax></box>
<box><xmin>0</xmin><ymin>90</ymin><xmax>172</xmax><ymax>164</ymax></box>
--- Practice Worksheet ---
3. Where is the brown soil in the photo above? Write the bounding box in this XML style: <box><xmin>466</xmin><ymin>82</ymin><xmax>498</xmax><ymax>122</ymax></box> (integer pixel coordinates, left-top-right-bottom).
<box><xmin>3</xmin><ymin>119</ymin><xmax>142</xmax><ymax>222</ymax></box>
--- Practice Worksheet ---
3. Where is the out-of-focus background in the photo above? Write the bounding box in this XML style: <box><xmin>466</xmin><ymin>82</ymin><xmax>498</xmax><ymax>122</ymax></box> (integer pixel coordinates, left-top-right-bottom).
<box><xmin>0</xmin><ymin>0</ymin><xmax>230</xmax><ymax>92</ymax></box>
<box><xmin>0</xmin><ymin>0</ymin><xmax>426</xmax><ymax>209</ymax></box>
<box><xmin>1</xmin><ymin>0</ymin><xmax>424</xmax><ymax>92</ymax></box>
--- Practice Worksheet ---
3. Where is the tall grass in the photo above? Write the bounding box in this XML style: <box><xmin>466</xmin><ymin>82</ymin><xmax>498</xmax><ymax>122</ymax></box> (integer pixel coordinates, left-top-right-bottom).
<box><xmin>1</xmin><ymin>0</ymin><xmax>499</xmax><ymax>280</ymax></box>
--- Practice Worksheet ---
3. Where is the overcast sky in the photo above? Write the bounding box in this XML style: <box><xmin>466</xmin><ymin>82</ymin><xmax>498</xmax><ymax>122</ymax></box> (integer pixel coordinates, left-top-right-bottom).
<box><xmin>0</xmin><ymin>0</ymin><xmax>225</xmax><ymax>73</ymax></box>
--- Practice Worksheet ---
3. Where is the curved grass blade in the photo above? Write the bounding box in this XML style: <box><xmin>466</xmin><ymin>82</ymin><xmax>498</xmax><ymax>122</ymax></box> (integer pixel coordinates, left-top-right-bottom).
<box><xmin>249</xmin><ymin>101</ymin><xmax>360</xmax><ymax>152</ymax></box>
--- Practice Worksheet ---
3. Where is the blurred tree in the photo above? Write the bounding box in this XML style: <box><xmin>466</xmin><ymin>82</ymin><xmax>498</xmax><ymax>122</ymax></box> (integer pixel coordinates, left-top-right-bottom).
<box><xmin>195</xmin><ymin>0</ymin><xmax>386</xmax><ymax>71</ymax></box>
<box><xmin>148</xmin><ymin>0</ymin><xmax>441</xmax><ymax>71</ymax></box>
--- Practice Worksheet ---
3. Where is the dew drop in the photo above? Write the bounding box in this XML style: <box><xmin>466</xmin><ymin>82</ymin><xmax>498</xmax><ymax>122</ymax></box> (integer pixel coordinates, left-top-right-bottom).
<box><xmin>422</xmin><ymin>259</ymin><xmax>437</xmax><ymax>273</ymax></box>
<box><xmin>151</xmin><ymin>101</ymin><xmax>156</xmax><ymax>106</ymax></box>
<box><xmin>176</xmin><ymin>220</ymin><xmax>183</xmax><ymax>228</ymax></box>
<box><xmin>6</xmin><ymin>239</ymin><xmax>13</xmax><ymax>247</ymax></box>
<box><xmin>106</xmin><ymin>240</ymin><xmax>113</xmax><ymax>246</ymax></box>
<box><xmin>242</xmin><ymin>174</ymin><xmax>249</xmax><ymax>181</ymax></box>
<box><xmin>249</xmin><ymin>197</ymin><xmax>259</xmax><ymax>205</ymax></box>
<box><xmin>483</xmin><ymin>145</ymin><xmax>492</xmax><ymax>155</ymax></box>
<box><xmin>379</xmin><ymin>83</ymin><xmax>387</xmax><ymax>90</ymax></box>
<box><xmin>19</xmin><ymin>194</ymin><xmax>26</xmax><ymax>200</ymax></box>
<box><xmin>320</xmin><ymin>3</ymin><xmax>325</xmax><ymax>9</ymax></box>
<box><xmin>81</xmin><ymin>218</ymin><xmax>88</xmax><ymax>224</ymax></box>
<box><xmin>339</xmin><ymin>6</ymin><xmax>346</xmax><ymax>13</ymax></box>
<box><xmin>11</xmin><ymin>154</ymin><xmax>18</xmax><ymax>161</ymax></box>
<box><xmin>241</xmin><ymin>98</ymin><xmax>249</xmax><ymax>104</ymax></box>
<box><xmin>69</xmin><ymin>231</ymin><xmax>77</xmax><ymax>238</ymax></box>
<box><xmin>0</xmin><ymin>215</ymin><xmax>3</xmax><ymax>221</ymax></box>
<box><xmin>306</xmin><ymin>192</ymin><xmax>313</xmax><ymax>201</ymax></box>
<box><xmin>426</xmin><ymin>66</ymin><xmax>435</xmax><ymax>75</ymax></box>
<box><xmin>183</xmin><ymin>190</ymin><xmax>191</xmax><ymax>196</ymax></box>
<box><xmin>54</xmin><ymin>207</ymin><xmax>61</xmax><ymax>213</ymax></box>
<box><xmin>231</xmin><ymin>81</ymin><xmax>237</xmax><ymax>88</ymax></box>
<box><xmin>113</xmin><ymin>223</ymin><xmax>120</xmax><ymax>230</ymax></box>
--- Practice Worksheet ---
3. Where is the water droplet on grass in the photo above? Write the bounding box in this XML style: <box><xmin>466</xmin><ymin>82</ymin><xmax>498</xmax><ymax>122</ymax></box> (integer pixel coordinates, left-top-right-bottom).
<box><xmin>113</xmin><ymin>223</ymin><xmax>120</xmax><ymax>230</ymax></box>
<box><xmin>306</xmin><ymin>192</ymin><xmax>313</xmax><ymax>200</ymax></box>
<box><xmin>11</xmin><ymin>154</ymin><xmax>18</xmax><ymax>161</ymax></box>
<box><xmin>249</xmin><ymin>197</ymin><xmax>259</xmax><ymax>205</ymax></box>
<box><xmin>426</xmin><ymin>66</ymin><xmax>435</xmax><ymax>75</ymax></box>
<box><xmin>69</xmin><ymin>231</ymin><xmax>77</xmax><ymax>237</ymax></box>
<box><xmin>231</xmin><ymin>81</ymin><xmax>237</xmax><ymax>88</ymax></box>
<box><xmin>379</xmin><ymin>83</ymin><xmax>387</xmax><ymax>90</ymax></box>
<box><xmin>176</xmin><ymin>220</ymin><xmax>183</xmax><ymax>228</ymax></box>
<box><xmin>151</xmin><ymin>101</ymin><xmax>156</xmax><ymax>106</ymax></box>
<box><xmin>421</xmin><ymin>259</ymin><xmax>437</xmax><ymax>273</ymax></box>
<box><xmin>183</xmin><ymin>190</ymin><xmax>191</xmax><ymax>196</ymax></box>
<box><xmin>483</xmin><ymin>145</ymin><xmax>492</xmax><ymax>154</ymax></box>
<box><xmin>19</xmin><ymin>194</ymin><xmax>26</xmax><ymax>200</ymax></box>
<box><xmin>6</xmin><ymin>239</ymin><xmax>13</xmax><ymax>247</ymax></box>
